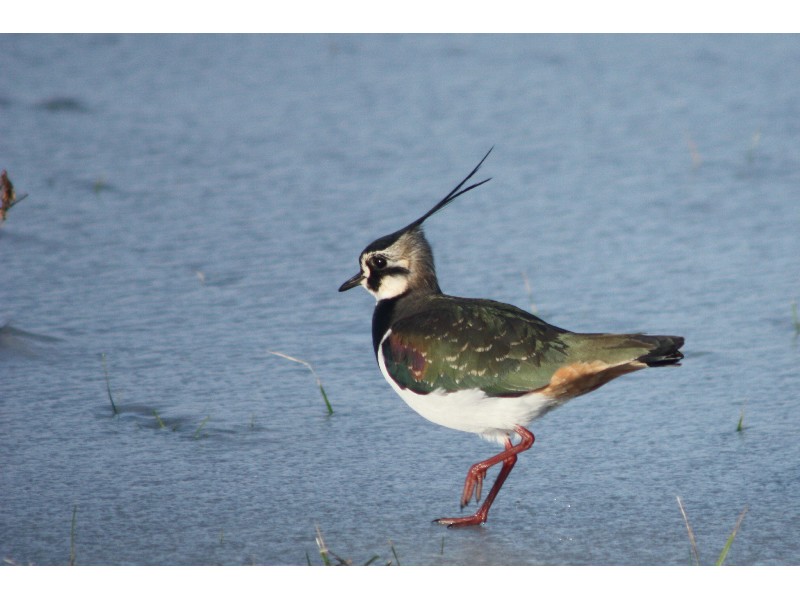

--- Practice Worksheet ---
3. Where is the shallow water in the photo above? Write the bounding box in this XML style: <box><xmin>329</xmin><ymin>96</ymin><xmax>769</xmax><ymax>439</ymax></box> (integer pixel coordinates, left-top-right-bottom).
<box><xmin>1</xmin><ymin>34</ymin><xmax>799</xmax><ymax>565</ymax></box>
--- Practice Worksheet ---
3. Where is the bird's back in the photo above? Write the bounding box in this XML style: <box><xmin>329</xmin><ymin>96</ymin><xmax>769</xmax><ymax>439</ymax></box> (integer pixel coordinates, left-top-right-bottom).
<box><xmin>377</xmin><ymin>293</ymin><xmax>683</xmax><ymax>401</ymax></box>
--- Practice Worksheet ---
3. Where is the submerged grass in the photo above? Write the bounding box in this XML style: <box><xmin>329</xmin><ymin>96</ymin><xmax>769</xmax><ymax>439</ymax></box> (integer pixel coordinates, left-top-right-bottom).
<box><xmin>152</xmin><ymin>409</ymin><xmax>166</xmax><ymax>429</ymax></box>
<box><xmin>100</xmin><ymin>361</ymin><xmax>209</xmax><ymax>437</ymax></box>
<box><xmin>269</xmin><ymin>351</ymin><xmax>333</xmax><ymax>415</ymax></box>
<box><xmin>676</xmin><ymin>496</ymin><xmax>748</xmax><ymax>565</ymax></box>
<box><xmin>792</xmin><ymin>301</ymin><xmax>800</xmax><ymax>336</ymax></box>
<box><xmin>311</xmin><ymin>525</ymin><xmax>397</xmax><ymax>566</ymax></box>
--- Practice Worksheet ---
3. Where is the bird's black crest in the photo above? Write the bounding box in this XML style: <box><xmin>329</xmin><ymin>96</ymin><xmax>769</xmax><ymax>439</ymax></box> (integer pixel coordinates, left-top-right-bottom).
<box><xmin>403</xmin><ymin>147</ymin><xmax>493</xmax><ymax>233</ymax></box>
<box><xmin>365</xmin><ymin>147</ymin><xmax>494</xmax><ymax>254</ymax></box>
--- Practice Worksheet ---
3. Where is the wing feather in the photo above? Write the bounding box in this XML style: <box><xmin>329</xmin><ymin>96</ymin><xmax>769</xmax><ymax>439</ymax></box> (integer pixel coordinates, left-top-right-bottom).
<box><xmin>380</xmin><ymin>300</ymin><xmax>570</xmax><ymax>396</ymax></box>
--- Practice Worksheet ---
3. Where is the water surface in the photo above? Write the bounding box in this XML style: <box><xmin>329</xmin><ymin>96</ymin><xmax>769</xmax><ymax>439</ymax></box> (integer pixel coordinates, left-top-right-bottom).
<box><xmin>1</xmin><ymin>34</ymin><xmax>799</xmax><ymax>565</ymax></box>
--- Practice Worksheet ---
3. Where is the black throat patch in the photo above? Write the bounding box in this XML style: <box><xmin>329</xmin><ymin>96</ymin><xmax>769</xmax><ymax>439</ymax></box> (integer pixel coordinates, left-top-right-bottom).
<box><xmin>372</xmin><ymin>296</ymin><xmax>401</xmax><ymax>356</ymax></box>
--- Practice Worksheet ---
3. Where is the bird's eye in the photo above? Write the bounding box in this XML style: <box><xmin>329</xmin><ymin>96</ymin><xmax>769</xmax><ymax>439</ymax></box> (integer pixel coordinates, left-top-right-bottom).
<box><xmin>372</xmin><ymin>256</ymin><xmax>388</xmax><ymax>270</ymax></box>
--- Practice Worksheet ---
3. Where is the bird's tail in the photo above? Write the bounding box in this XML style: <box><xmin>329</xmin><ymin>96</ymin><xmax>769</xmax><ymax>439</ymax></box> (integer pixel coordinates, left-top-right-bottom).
<box><xmin>566</xmin><ymin>333</ymin><xmax>684</xmax><ymax>367</ymax></box>
<box><xmin>634</xmin><ymin>334</ymin><xmax>684</xmax><ymax>367</ymax></box>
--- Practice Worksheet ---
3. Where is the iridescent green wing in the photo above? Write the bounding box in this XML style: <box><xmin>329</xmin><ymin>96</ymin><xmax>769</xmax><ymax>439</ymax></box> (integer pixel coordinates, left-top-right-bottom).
<box><xmin>381</xmin><ymin>299</ymin><xmax>571</xmax><ymax>395</ymax></box>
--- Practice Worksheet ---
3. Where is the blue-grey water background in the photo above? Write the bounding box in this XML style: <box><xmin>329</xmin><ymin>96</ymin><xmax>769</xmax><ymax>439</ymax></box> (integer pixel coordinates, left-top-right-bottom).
<box><xmin>1</xmin><ymin>34</ymin><xmax>799</xmax><ymax>566</ymax></box>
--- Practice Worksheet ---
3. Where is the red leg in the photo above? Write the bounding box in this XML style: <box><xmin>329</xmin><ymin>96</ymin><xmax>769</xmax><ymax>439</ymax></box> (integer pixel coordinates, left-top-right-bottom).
<box><xmin>434</xmin><ymin>426</ymin><xmax>535</xmax><ymax>527</ymax></box>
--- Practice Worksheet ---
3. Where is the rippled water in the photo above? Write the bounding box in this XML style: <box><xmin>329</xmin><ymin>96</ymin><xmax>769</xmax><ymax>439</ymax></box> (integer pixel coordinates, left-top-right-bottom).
<box><xmin>1</xmin><ymin>34</ymin><xmax>799</xmax><ymax>565</ymax></box>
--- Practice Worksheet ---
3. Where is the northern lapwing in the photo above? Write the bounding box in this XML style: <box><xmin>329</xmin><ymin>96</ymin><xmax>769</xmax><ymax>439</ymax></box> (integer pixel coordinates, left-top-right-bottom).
<box><xmin>339</xmin><ymin>149</ymin><xmax>684</xmax><ymax>527</ymax></box>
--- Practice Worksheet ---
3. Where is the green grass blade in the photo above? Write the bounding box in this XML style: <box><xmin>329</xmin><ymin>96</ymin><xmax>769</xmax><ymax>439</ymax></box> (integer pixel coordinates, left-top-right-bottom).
<box><xmin>153</xmin><ymin>409</ymin><xmax>166</xmax><ymax>429</ymax></box>
<box><xmin>269</xmin><ymin>351</ymin><xmax>333</xmax><ymax>415</ymax></box>
<box><xmin>101</xmin><ymin>353</ymin><xmax>118</xmax><ymax>415</ymax></box>
<box><xmin>716</xmin><ymin>506</ymin><xmax>748</xmax><ymax>566</ymax></box>
<box><xmin>389</xmin><ymin>540</ymin><xmax>400</xmax><ymax>566</ymax></box>
<box><xmin>736</xmin><ymin>400</ymin><xmax>748</xmax><ymax>432</ymax></box>
<box><xmin>315</xmin><ymin>524</ymin><xmax>331</xmax><ymax>566</ymax></box>
<box><xmin>318</xmin><ymin>384</ymin><xmax>333</xmax><ymax>416</ymax></box>
<box><xmin>193</xmin><ymin>416</ymin><xmax>210</xmax><ymax>439</ymax></box>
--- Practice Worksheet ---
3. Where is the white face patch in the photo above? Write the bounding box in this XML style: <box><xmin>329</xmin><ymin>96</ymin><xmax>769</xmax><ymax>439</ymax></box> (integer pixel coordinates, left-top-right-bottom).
<box><xmin>370</xmin><ymin>273</ymin><xmax>410</xmax><ymax>301</ymax></box>
<box><xmin>359</xmin><ymin>252</ymin><xmax>411</xmax><ymax>302</ymax></box>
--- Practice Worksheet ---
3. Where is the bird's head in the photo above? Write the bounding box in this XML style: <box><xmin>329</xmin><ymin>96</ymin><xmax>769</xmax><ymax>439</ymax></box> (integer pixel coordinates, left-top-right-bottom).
<box><xmin>339</xmin><ymin>148</ymin><xmax>493</xmax><ymax>302</ymax></box>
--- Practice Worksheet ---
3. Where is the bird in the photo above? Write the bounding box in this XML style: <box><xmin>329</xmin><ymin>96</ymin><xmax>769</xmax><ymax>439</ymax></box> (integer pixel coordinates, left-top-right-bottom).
<box><xmin>338</xmin><ymin>148</ymin><xmax>684</xmax><ymax>527</ymax></box>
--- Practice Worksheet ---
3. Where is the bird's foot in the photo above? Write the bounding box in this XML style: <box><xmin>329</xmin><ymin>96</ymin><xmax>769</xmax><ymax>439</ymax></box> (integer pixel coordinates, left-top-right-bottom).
<box><xmin>460</xmin><ymin>465</ymin><xmax>487</xmax><ymax>508</ymax></box>
<box><xmin>433</xmin><ymin>510</ymin><xmax>488</xmax><ymax>528</ymax></box>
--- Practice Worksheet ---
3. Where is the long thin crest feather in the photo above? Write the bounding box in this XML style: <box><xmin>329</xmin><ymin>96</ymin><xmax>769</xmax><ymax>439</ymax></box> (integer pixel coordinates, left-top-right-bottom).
<box><xmin>402</xmin><ymin>147</ymin><xmax>493</xmax><ymax>232</ymax></box>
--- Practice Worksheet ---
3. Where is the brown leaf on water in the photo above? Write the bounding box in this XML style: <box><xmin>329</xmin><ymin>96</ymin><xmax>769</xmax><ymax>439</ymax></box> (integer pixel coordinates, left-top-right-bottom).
<box><xmin>1</xmin><ymin>170</ymin><xmax>28</xmax><ymax>222</ymax></box>
<box><xmin>1</xmin><ymin>170</ymin><xmax>13</xmax><ymax>221</ymax></box>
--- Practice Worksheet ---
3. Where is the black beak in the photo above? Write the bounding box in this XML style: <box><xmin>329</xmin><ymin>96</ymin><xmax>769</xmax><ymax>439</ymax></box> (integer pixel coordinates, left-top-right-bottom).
<box><xmin>339</xmin><ymin>272</ymin><xmax>364</xmax><ymax>292</ymax></box>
